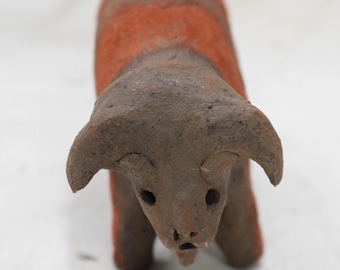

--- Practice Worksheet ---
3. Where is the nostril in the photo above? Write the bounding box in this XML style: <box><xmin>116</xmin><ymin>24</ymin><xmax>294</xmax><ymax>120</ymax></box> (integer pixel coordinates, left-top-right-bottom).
<box><xmin>173</xmin><ymin>229</ymin><xmax>180</xmax><ymax>241</ymax></box>
<box><xmin>190</xmin><ymin>232</ymin><xmax>198</xmax><ymax>238</ymax></box>
<box><xmin>173</xmin><ymin>230</ymin><xmax>198</xmax><ymax>241</ymax></box>
<box><xmin>179</xmin><ymin>243</ymin><xmax>197</xmax><ymax>250</ymax></box>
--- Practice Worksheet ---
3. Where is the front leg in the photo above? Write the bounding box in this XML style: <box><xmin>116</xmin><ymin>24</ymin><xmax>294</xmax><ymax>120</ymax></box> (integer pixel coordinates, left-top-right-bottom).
<box><xmin>110</xmin><ymin>171</ymin><xmax>156</xmax><ymax>270</ymax></box>
<box><xmin>215</xmin><ymin>158</ymin><xmax>263</xmax><ymax>268</ymax></box>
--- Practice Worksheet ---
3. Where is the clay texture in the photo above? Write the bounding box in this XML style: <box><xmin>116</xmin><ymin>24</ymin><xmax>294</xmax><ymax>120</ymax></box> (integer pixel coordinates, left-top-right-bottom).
<box><xmin>67</xmin><ymin>1</ymin><xmax>283</xmax><ymax>269</ymax></box>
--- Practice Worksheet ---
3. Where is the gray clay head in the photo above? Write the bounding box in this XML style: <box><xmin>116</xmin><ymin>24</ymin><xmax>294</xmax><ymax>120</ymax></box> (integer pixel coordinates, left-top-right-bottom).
<box><xmin>67</xmin><ymin>57</ymin><xmax>283</xmax><ymax>252</ymax></box>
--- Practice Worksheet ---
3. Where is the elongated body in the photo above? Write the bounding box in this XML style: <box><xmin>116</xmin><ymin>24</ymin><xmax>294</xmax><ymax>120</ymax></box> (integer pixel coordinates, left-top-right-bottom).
<box><xmin>67</xmin><ymin>1</ymin><xmax>283</xmax><ymax>269</ymax></box>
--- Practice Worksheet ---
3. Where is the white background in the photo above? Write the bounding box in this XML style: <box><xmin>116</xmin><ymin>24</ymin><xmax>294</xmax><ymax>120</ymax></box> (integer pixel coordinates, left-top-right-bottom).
<box><xmin>1</xmin><ymin>0</ymin><xmax>339</xmax><ymax>269</ymax></box>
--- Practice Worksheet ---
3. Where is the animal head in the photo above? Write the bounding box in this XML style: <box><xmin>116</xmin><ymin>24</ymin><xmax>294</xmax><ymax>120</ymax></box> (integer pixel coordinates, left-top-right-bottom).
<box><xmin>116</xmin><ymin>151</ymin><xmax>236</xmax><ymax>251</ymax></box>
<box><xmin>67</xmin><ymin>58</ymin><xmax>283</xmax><ymax>252</ymax></box>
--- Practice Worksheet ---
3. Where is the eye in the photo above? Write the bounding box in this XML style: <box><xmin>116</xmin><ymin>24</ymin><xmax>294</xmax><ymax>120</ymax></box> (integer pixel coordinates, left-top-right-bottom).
<box><xmin>140</xmin><ymin>190</ymin><xmax>156</xmax><ymax>205</ymax></box>
<box><xmin>205</xmin><ymin>189</ymin><xmax>220</xmax><ymax>205</ymax></box>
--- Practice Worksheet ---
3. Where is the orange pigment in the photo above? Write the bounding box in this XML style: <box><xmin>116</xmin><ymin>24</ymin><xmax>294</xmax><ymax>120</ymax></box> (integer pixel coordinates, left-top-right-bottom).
<box><xmin>95</xmin><ymin>0</ymin><xmax>246</xmax><ymax>98</ymax></box>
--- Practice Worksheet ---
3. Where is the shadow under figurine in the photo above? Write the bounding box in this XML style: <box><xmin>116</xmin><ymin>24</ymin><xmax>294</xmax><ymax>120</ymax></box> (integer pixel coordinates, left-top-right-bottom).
<box><xmin>67</xmin><ymin>0</ymin><xmax>283</xmax><ymax>269</ymax></box>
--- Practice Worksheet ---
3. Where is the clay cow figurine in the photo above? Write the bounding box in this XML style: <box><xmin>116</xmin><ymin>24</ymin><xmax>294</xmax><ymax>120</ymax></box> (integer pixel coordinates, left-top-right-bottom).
<box><xmin>67</xmin><ymin>0</ymin><xmax>283</xmax><ymax>269</ymax></box>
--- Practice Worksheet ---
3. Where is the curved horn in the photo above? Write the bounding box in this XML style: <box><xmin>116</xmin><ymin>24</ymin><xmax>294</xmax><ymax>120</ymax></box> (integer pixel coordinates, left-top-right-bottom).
<box><xmin>66</xmin><ymin>70</ymin><xmax>162</xmax><ymax>193</ymax></box>
<box><xmin>239</xmin><ymin>107</ymin><xmax>283</xmax><ymax>186</ymax></box>
<box><xmin>66</xmin><ymin>109</ymin><xmax>158</xmax><ymax>193</ymax></box>
<box><xmin>207</xmin><ymin>104</ymin><xmax>283</xmax><ymax>186</ymax></box>
<box><xmin>189</xmin><ymin>73</ymin><xmax>283</xmax><ymax>186</ymax></box>
<box><xmin>66</xmin><ymin>118</ymin><xmax>123</xmax><ymax>192</ymax></box>
<box><xmin>67</xmin><ymin>122</ymin><xmax>102</xmax><ymax>192</ymax></box>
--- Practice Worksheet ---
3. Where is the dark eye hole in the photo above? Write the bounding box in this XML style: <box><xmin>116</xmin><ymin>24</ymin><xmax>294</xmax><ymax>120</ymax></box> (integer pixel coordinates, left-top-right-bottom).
<box><xmin>205</xmin><ymin>189</ymin><xmax>220</xmax><ymax>205</ymax></box>
<box><xmin>140</xmin><ymin>190</ymin><xmax>156</xmax><ymax>205</ymax></box>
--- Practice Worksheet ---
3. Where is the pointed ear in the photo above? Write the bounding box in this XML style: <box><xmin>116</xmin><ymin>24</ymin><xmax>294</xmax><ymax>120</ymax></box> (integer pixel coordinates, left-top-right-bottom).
<box><xmin>118</xmin><ymin>153</ymin><xmax>156</xmax><ymax>181</ymax></box>
<box><xmin>200</xmin><ymin>152</ymin><xmax>239</xmax><ymax>183</ymax></box>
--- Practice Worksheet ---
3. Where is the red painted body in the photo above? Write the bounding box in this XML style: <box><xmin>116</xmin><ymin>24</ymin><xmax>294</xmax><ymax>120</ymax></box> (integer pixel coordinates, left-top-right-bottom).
<box><xmin>95</xmin><ymin>0</ymin><xmax>246</xmax><ymax>98</ymax></box>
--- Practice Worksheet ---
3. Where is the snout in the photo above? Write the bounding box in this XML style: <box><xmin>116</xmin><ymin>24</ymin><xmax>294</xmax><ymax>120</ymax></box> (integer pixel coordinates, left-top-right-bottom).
<box><xmin>159</xmin><ymin>228</ymin><xmax>211</xmax><ymax>252</ymax></box>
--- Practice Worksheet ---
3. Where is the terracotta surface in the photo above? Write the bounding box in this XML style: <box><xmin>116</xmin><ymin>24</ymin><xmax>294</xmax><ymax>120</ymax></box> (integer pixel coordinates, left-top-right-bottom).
<box><xmin>4</xmin><ymin>1</ymin><xmax>340</xmax><ymax>269</ymax></box>
<box><xmin>67</xmin><ymin>0</ymin><xmax>283</xmax><ymax>269</ymax></box>
<box><xmin>95</xmin><ymin>0</ymin><xmax>245</xmax><ymax>97</ymax></box>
